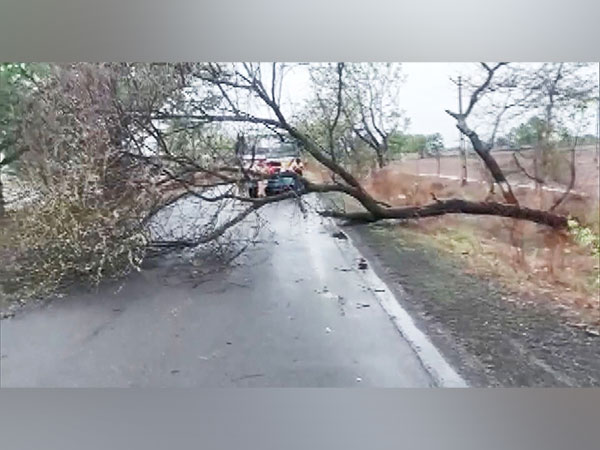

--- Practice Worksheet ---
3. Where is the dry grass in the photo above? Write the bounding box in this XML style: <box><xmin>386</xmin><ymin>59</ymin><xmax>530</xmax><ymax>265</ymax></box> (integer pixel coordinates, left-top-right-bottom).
<box><xmin>394</xmin><ymin>218</ymin><xmax>599</xmax><ymax>326</ymax></box>
<box><xmin>394</xmin><ymin>146</ymin><xmax>600</xmax><ymax>199</ymax></box>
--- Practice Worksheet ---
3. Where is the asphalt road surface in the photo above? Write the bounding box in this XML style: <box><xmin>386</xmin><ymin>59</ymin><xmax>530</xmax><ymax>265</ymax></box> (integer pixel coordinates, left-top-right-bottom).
<box><xmin>1</xmin><ymin>195</ymin><xmax>464</xmax><ymax>387</ymax></box>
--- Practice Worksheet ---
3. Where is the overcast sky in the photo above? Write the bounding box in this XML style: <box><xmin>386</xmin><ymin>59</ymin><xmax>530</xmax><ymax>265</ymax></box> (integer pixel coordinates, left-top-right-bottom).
<box><xmin>278</xmin><ymin>62</ymin><xmax>599</xmax><ymax>148</ymax></box>
<box><xmin>398</xmin><ymin>63</ymin><xmax>464</xmax><ymax>146</ymax></box>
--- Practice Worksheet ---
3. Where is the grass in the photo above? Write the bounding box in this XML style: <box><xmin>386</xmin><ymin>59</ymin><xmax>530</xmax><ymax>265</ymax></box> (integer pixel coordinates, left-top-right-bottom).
<box><xmin>362</xmin><ymin>219</ymin><xmax>600</xmax><ymax>387</ymax></box>
<box><xmin>375</xmin><ymin>218</ymin><xmax>600</xmax><ymax>327</ymax></box>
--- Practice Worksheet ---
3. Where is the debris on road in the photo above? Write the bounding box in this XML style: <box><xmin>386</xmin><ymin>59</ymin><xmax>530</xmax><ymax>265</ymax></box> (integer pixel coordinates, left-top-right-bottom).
<box><xmin>332</xmin><ymin>231</ymin><xmax>348</xmax><ymax>240</ymax></box>
<box><xmin>567</xmin><ymin>322</ymin><xmax>598</xmax><ymax>333</ymax></box>
<box><xmin>232</xmin><ymin>373</ymin><xmax>265</xmax><ymax>382</ymax></box>
<box><xmin>337</xmin><ymin>295</ymin><xmax>346</xmax><ymax>316</ymax></box>
<box><xmin>1</xmin><ymin>311</ymin><xmax>15</xmax><ymax>319</ymax></box>
<box><xmin>358</xmin><ymin>258</ymin><xmax>368</xmax><ymax>270</ymax></box>
<box><xmin>325</xmin><ymin>327</ymin><xmax>332</xmax><ymax>334</ymax></box>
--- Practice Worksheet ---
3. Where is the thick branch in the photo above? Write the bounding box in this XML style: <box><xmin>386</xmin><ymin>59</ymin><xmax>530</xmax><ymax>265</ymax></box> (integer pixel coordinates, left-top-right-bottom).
<box><xmin>449</xmin><ymin>116</ymin><xmax>518</xmax><ymax>204</ymax></box>
<box><xmin>550</xmin><ymin>138</ymin><xmax>577</xmax><ymax>211</ymax></box>
<box><xmin>152</xmin><ymin>113</ymin><xmax>282</xmax><ymax>129</ymax></box>
<box><xmin>445</xmin><ymin>63</ymin><xmax>518</xmax><ymax>205</ymax></box>
<box><xmin>512</xmin><ymin>152</ymin><xmax>545</xmax><ymax>184</ymax></box>
<box><xmin>320</xmin><ymin>198</ymin><xmax>568</xmax><ymax>229</ymax></box>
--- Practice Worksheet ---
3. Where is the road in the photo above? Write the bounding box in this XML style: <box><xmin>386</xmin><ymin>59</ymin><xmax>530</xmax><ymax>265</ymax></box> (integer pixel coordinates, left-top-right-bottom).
<box><xmin>1</xmin><ymin>195</ymin><xmax>464</xmax><ymax>387</ymax></box>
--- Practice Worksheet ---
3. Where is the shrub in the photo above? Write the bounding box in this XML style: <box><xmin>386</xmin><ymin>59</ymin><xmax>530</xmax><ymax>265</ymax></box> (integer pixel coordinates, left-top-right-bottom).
<box><xmin>1</xmin><ymin>190</ymin><xmax>151</xmax><ymax>301</ymax></box>
<box><xmin>568</xmin><ymin>218</ymin><xmax>600</xmax><ymax>257</ymax></box>
<box><xmin>0</xmin><ymin>63</ymin><xmax>160</xmax><ymax>303</ymax></box>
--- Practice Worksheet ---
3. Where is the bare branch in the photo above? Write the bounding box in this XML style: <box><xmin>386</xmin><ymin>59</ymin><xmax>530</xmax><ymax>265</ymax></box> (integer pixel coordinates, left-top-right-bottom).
<box><xmin>152</xmin><ymin>113</ymin><xmax>282</xmax><ymax>129</ymax></box>
<box><xmin>328</xmin><ymin>62</ymin><xmax>345</xmax><ymax>154</ymax></box>
<box><xmin>550</xmin><ymin>137</ymin><xmax>578</xmax><ymax>211</ymax></box>
<box><xmin>460</xmin><ymin>62</ymin><xmax>507</xmax><ymax>118</ymax></box>
<box><xmin>512</xmin><ymin>152</ymin><xmax>545</xmax><ymax>184</ymax></box>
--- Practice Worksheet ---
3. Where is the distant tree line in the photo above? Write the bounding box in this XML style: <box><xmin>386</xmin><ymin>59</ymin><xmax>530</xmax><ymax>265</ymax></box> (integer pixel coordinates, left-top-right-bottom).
<box><xmin>494</xmin><ymin>116</ymin><xmax>598</xmax><ymax>149</ymax></box>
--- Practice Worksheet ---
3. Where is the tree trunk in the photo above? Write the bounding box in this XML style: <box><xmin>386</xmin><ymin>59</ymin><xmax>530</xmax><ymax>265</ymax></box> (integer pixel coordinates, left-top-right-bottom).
<box><xmin>460</xmin><ymin>143</ymin><xmax>467</xmax><ymax>185</ymax></box>
<box><xmin>0</xmin><ymin>176</ymin><xmax>4</xmax><ymax>216</ymax></box>
<box><xmin>456</xmin><ymin>121</ymin><xmax>518</xmax><ymax>205</ymax></box>
<box><xmin>320</xmin><ymin>198</ymin><xmax>568</xmax><ymax>229</ymax></box>
<box><xmin>533</xmin><ymin>144</ymin><xmax>543</xmax><ymax>208</ymax></box>
<box><xmin>533</xmin><ymin>145</ymin><xmax>542</xmax><ymax>185</ymax></box>
<box><xmin>376</xmin><ymin>150</ymin><xmax>385</xmax><ymax>169</ymax></box>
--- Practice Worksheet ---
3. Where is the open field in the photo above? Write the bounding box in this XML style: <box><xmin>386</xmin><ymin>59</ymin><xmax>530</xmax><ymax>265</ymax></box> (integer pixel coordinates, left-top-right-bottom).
<box><xmin>391</xmin><ymin>146</ymin><xmax>599</xmax><ymax>199</ymax></box>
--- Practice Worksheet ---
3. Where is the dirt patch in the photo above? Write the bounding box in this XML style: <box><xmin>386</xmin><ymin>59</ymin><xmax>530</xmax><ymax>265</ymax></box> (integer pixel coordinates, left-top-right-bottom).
<box><xmin>347</xmin><ymin>222</ymin><xmax>600</xmax><ymax>387</ymax></box>
<box><xmin>388</xmin><ymin>147</ymin><xmax>600</xmax><ymax>198</ymax></box>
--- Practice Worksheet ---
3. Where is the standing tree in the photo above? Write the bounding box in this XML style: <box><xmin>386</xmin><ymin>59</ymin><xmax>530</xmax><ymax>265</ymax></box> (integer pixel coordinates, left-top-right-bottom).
<box><xmin>512</xmin><ymin>63</ymin><xmax>598</xmax><ymax>188</ymax></box>
<box><xmin>342</xmin><ymin>63</ymin><xmax>408</xmax><ymax>168</ymax></box>
<box><xmin>425</xmin><ymin>133</ymin><xmax>445</xmax><ymax>175</ymax></box>
<box><xmin>301</xmin><ymin>63</ymin><xmax>348</xmax><ymax>166</ymax></box>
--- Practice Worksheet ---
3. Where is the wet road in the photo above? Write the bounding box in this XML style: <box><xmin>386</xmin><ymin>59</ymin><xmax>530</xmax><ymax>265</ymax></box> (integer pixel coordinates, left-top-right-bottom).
<box><xmin>1</xmin><ymin>196</ymin><xmax>463</xmax><ymax>387</ymax></box>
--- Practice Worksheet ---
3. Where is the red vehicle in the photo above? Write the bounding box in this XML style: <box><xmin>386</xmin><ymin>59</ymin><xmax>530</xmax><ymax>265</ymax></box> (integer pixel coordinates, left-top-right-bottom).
<box><xmin>247</xmin><ymin>160</ymin><xmax>282</xmax><ymax>198</ymax></box>
<box><xmin>266</xmin><ymin>161</ymin><xmax>282</xmax><ymax>175</ymax></box>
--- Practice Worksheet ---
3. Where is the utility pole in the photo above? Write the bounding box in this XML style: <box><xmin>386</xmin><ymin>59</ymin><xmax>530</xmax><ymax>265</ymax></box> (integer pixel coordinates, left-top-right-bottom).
<box><xmin>451</xmin><ymin>75</ymin><xmax>468</xmax><ymax>185</ymax></box>
<box><xmin>596</xmin><ymin>71</ymin><xmax>599</xmax><ymax>168</ymax></box>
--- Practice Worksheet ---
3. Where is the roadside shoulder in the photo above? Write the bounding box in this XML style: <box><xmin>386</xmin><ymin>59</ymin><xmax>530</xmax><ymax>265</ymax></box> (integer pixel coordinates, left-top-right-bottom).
<box><xmin>345</xmin><ymin>222</ymin><xmax>600</xmax><ymax>387</ymax></box>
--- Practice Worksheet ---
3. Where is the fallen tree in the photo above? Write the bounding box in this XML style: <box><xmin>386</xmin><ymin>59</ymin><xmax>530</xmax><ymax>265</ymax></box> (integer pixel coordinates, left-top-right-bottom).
<box><xmin>4</xmin><ymin>62</ymin><xmax>590</xmax><ymax>306</ymax></box>
<box><xmin>146</xmin><ymin>62</ymin><xmax>574</xmax><ymax>239</ymax></box>
<box><xmin>2</xmin><ymin>63</ymin><xmax>581</xmax><ymax>279</ymax></box>
<box><xmin>156</xmin><ymin>169</ymin><xmax>571</xmax><ymax>231</ymax></box>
